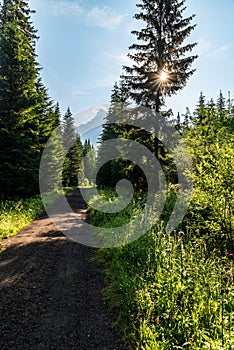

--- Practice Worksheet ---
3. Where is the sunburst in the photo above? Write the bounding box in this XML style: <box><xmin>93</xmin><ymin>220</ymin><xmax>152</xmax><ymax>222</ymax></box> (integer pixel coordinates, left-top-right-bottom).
<box><xmin>159</xmin><ymin>71</ymin><xmax>168</xmax><ymax>82</ymax></box>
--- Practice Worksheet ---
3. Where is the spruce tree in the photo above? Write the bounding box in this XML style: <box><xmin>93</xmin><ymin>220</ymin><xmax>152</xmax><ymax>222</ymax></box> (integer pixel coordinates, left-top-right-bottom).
<box><xmin>62</xmin><ymin>107</ymin><xmax>83</xmax><ymax>187</ymax></box>
<box><xmin>97</xmin><ymin>83</ymin><xmax>121</xmax><ymax>187</ymax></box>
<box><xmin>35</xmin><ymin>82</ymin><xmax>61</xmax><ymax>149</ymax></box>
<box><xmin>216</xmin><ymin>90</ymin><xmax>226</xmax><ymax>120</ymax></box>
<box><xmin>194</xmin><ymin>92</ymin><xmax>206</xmax><ymax>125</ymax></box>
<box><xmin>83</xmin><ymin>139</ymin><xmax>96</xmax><ymax>185</ymax></box>
<box><xmin>39</xmin><ymin>104</ymin><xmax>65</xmax><ymax>193</ymax></box>
<box><xmin>122</xmin><ymin>0</ymin><xmax>198</xmax><ymax>112</ymax></box>
<box><xmin>121</xmin><ymin>0</ymin><xmax>198</xmax><ymax>188</ymax></box>
<box><xmin>0</xmin><ymin>0</ymin><xmax>55</xmax><ymax>198</ymax></box>
<box><xmin>183</xmin><ymin>107</ymin><xmax>190</xmax><ymax>129</ymax></box>
<box><xmin>97</xmin><ymin>82</ymin><xmax>131</xmax><ymax>188</ymax></box>
<box><xmin>217</xmin><ymin>91</ymin><xmax>225</xmax><ymax>110</ymax></box>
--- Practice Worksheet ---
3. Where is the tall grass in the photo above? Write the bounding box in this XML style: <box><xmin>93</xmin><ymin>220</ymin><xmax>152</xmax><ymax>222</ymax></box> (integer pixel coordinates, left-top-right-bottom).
<box><xmin>0</xmin><ymin>196</ymin><xmax>44</xmax><ymax>240</ymax></box>
<box><xmin>0</xmin><ymin>187</ymin><xmax>75</xmax><ymax>241</ymax></box>
<box><xmin>90</xmin><ymin>190</ymin><xmax>234</xmax><ymax>349</ymax></box>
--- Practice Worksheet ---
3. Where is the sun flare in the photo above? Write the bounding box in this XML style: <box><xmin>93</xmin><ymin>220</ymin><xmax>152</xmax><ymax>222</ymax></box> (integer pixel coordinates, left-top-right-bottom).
<box><xmin>160</xmin><ymin>71</ymin><xmax>168</xmax><ymax>82</ymax></box>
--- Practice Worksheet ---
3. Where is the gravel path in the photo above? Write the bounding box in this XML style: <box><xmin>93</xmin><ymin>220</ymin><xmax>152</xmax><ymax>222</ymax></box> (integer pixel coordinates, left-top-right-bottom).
<box><xmin>0</xmin><ymin>189</ymin><xmax>126</xmax><ymax>350</ymax></box>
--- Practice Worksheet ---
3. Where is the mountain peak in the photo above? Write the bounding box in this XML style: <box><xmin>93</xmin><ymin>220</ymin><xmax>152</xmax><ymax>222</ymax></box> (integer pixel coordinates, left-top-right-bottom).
<box><xmin>73</xmin><ymin>105</ymin><xmax>109</xmax><ymax>127</ymax></box>
<box><xmin>74</xmin><ymin>105</ymin><xmax>108</xmax><ymax>148</ymax></box>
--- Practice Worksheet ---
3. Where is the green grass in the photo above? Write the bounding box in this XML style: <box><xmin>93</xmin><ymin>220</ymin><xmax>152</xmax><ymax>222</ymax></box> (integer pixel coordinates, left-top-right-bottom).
<box><xmin>0</xmin><ymin>196</ymin><xmax>44</xmax><ymax>240</ymax></box>
<box><xmin>0</xmin><ymin>187</ymin><xmax>75</xmax><ymax>241</ymax></box>
<box><xmin>89</xmin><ymin>189</ymin><xmax>234</xmax><ymax>349</ymax></box>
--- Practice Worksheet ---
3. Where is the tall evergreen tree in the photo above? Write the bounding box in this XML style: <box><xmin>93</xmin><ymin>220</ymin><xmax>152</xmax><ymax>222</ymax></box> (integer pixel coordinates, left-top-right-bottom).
<box><xmin>0</xmin><ymin>0</ymin><xmax>55</xmax><ymax>198</ymax></box>
<box><xmin>121</xmin><ymin>0</ymin><xmax>198</xmax><ymax>188</ymax></box>
<box><xmin>183</xmin><ymin>107</ymin><xmax>190</xmax><ymax>129</ymax></box>
<box><xmin>122</xmin><ymin>0</ymin><xmax>198</xmax><ymax>112</ymax></box>
<box><xmin>193</xmin><ymin>92</ymin><xmax>206</xmax><ymax>127</ymax></box>
<box><xmin>216</xmin><ymin>90</ymin><xmax>226</xmax><ymax>111</ymax></box>
<box><xmin>39</xmin><ymin>103</ymin><xmax>65</xmax><ymax>192</ymax></box>
<box><xmin>35</xmin><ymin>82</ymin><xmax>60</xmax><ymax>148</ymax></box>
<box><xmin>83</xmin><ymin>139</ymin><xmax>96</xmax><ymax>185</ymax></box>
<box><xmin>62</xmin><ymin>107</ymin><xmax>76</xmax><ymax>151</ymax></box>
<box><xmin>97</xmin><ymin>82</ymin><xmax>131</xmax><ymax>188</ymax></box>
<box><xmin>62</xmin><ymin>107</ymin><xmax>83</xmax><ymax>187</ymax></box>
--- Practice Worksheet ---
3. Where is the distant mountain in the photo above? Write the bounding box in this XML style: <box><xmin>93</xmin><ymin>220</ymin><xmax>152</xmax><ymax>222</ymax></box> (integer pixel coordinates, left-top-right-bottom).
<box><xmin>73</xmin><ymin>105</ymin><xmax>108</xmax><ymax>148</ymax></box>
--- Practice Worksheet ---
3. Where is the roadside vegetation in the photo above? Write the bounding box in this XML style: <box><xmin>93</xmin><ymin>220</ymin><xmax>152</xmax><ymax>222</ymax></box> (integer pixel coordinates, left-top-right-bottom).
<box><xmin>0</xmin><ymin>187</ymin><xmax>75</xmax><ymax>241</ymax></box>
<box><xmin>90</xmin><ymin>187</ymin><xmax>233</xmax><ymax>348</ymax></box>
<box><xmin>0</xmin><ymin>196</ymin><xmax>44</xmax><ymax>241</ymax></box>
<box><xmin>91</xmin><ymin>199</ymin><xmax>233</xmax><ymax>349</ymax></box>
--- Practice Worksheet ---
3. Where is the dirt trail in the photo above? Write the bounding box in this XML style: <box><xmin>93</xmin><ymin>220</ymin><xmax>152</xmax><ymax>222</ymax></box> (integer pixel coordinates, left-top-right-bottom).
<box><xmin>0</xmin><ymin>189</ymin><xmax>125</xmax><ymax>350</ymax></box>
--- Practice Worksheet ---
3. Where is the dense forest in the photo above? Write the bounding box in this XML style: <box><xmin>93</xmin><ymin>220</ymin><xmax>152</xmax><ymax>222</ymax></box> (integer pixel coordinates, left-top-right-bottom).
<box><xmin>0</xmin><ymin>0</ymin><xmax>91</xmax><ymax>200</ymax></box>
<box><xmin>0</xmin><ymin>0</ymin><xmax>233</xmax><ymax>349</ymax></box>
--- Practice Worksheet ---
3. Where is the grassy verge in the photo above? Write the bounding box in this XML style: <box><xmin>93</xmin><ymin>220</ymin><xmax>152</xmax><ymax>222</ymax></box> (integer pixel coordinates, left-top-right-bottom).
<box><xmin>0</xmin><ymin>187</ymin><xmax>75</xmax><ymax>241</ymax></box>
<box><xmin>89</xmin><ymin>189</ymin><xmax>234</xmax><ymax>349</ymax></box>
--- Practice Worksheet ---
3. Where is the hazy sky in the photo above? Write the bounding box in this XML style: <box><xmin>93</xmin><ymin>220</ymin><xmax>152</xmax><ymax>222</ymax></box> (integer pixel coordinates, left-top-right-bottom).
<box><xmin>29</xmin><ymin>0</ymin><xmax>234</xmax><ymax>116</ymax></box>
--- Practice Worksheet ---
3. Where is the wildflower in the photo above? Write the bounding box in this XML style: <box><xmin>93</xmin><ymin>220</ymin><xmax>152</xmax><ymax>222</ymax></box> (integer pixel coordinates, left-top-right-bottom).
<box><xmin>179</xmin><ymin>231</ymin><xmax>185</xmax><ymax>237</ymax></box>
<box><xmin>228</xmin><ymin>253</ymin><xmax>233</xmax><ymax>258</ymax></box>
<box><xmin>134</xmin><ymin>290</ymin><xmax>139</xmax><ymax>295</ymax></box>
<box><xmin>154</xmin><ymin>317</ymin><xmax>160</xmax><ymax>324</ymax></box>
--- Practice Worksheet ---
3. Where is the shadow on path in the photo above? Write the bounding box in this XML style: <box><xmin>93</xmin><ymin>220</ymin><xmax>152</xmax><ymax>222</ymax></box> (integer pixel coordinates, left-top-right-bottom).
<box><xmin>0</xmin><ymin>189</ymin><xmax>125</xmax><ymax>350</ymax></box>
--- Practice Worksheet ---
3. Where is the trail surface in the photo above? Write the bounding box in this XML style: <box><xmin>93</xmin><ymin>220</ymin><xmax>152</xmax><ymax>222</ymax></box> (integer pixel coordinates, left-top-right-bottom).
<box><xmin>0</xmin><ymin>189</ymin><xmax>125</xmax><ymax>350</ymax></box>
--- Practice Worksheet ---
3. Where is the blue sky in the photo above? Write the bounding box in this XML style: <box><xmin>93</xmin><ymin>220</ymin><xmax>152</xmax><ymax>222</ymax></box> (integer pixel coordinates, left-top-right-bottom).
<box><xmin>29</xmin><ymin>0</ymin><xmax>234</xmax><ymax>116</ymax></box>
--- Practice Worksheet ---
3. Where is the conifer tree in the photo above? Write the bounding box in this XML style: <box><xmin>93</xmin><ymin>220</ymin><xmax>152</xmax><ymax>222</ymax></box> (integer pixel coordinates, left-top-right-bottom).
<box><xmin>35</xmin><ymin>83</ymin><xmax>61</xmax><ymax>149</ymax></box>
<box><xmin>183</xmin><ymin>107</ymin><xmax>190</xmax><ymax>129</ymax></box>
<box><xmin>121</xmin><ymin>0</ymin><xmax>198</xmax><ymax>187</ymax></box>
<box><xmin>122</xmin><ymin>0</ymin><xmax>198</xmax><ymax>112</ymax></box>
<box><xmin>217</xmin><ymin>91</ymin><xmax>226</xmax><ymax>112</ymax></box>
<box><xmin>0</xmin><ymin>0</ymin><xmax>56</xmax><ymax>198</ymax></box>
<box><xmin>62</xmin><ymin>107</ymin><xmax>83</xmax><ymax>187</ymax></box>
<box><xmin>194</xmin><ymin>92</ymin><xmax>206</xmax><ymax>126</ymax></box>
<box><xmin>39</xmin><ymin>104</ymin><xmax>64</xmax><ymax>192</ymax></box>
<box><xmin>216</xmin><ymin>91</ymin><xmax>227</xmax><ymax>123</ymax></box>
<box><xmin>83</xmin><ymin>139</ymin><xmax>96</xmax><ymax>185</ymax></box>
<box><xmin>97</xmin><ymin>82</ymin><xmax>130</xmax><ymax>188</ymax></box>
<box><xmin>0</xmin><ymin>0</ymin><xmax>40</xmax><ymax>197</ymax></box>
